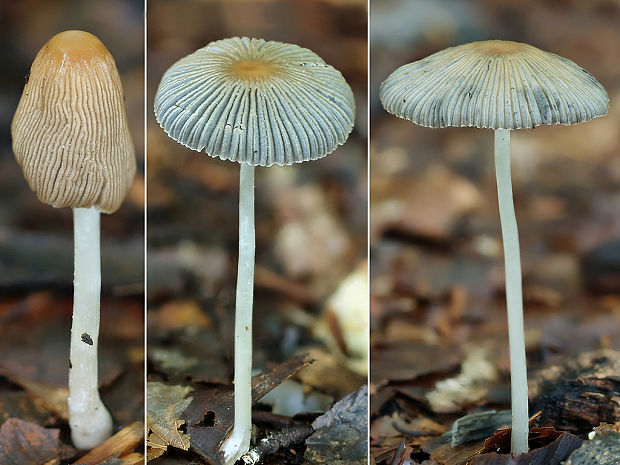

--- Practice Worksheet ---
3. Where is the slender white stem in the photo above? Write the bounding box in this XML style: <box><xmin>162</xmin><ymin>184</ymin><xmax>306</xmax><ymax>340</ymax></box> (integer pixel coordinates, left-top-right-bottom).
<box><xmin>494</xmin><ymin>129</ymin><xmax>529</xmax><ymax>455</ymax></box>
<box><xmin>68</xmin><ymin>207</ymin><xmax>113</xmax><ymax>449</ymax></box>
<box><xmin>221</xmin><ymin>163</ymin><xmax>255</xmax><ymax>464</ymax></box>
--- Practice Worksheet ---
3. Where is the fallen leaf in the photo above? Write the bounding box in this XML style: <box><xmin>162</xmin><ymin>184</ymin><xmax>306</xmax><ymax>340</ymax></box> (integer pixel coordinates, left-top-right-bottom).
<box><xmin>147</xmin><ymin>383</ymin><xmax>193</xmax><ymax>456</ymax></box>
<box><xmin>304</xmin><ymin>385</ymin><xmax>368</xmax><ymax>465</ymax></box>
<box><xmin>148</xmin><ymin>328</ymin><xmax>230</xmax><ymax>385</ymax></box>
<box><xmin>151</xmin><ymin>300</ymin><xmax>211</xmax><ymax>332</ymax></box>
<box><xmin>149</xmin><ymin>347</ymin><xmax>200</xmax><ymax>375</ymax></box>
<box><xmin>146</xmin><ymin>446</ymin><xmax>165</xmax><ymax>461</ymax></box>
<box><xmin>0</xmin><ymin>418</ymin><xmax>60</xmax><ymax>465</ymax></box>
<box><xmin>469</xmin><ymin>431</ymin><xmax>582</xmax><ymax>464</ymax></box>
<box><xmin>421</xmin><ymin>435</ymin><xmax>484</xmax><ymax>465</ymax></box>
<box><xmin>0</xmin><ymin>391</ymin><xmax>56</xmax><ymax>426</ymax></box>
<box><xmin>296</xmin><ymin>347</ymin><xmax>366</xmax><ymax>399</ymax></box>
<box><xmin>479</xmin><ymin>426</ymin><xmax>558</xmax><ymax>455</ymax></box>
<box><xmin>5</xmin><ymin>376</ymin><xmax>70</xmax><ymax>420</ymax></box>
<box><xmin>392</xmin><ymin>415</ymin><xmax>447</xmax><ymax>438</ymax></box>
<box><xmin>116</xmin><ymin>452</ymin><xmax>145</xmax><ymax>465</ymax></box>
<box><xmin>374</xmin><ymin>164</ymin><xmax>483</xmax><ymax>242</ymax></box>
<box><xmin>182</xmin><ymin>353</ymin><xmax>313</xmax><ymax>465</ymax></box>
<box><xmin>372</xmin><ymin>340</ymin><xmax>463</xmax><ymax>384</ymax></box>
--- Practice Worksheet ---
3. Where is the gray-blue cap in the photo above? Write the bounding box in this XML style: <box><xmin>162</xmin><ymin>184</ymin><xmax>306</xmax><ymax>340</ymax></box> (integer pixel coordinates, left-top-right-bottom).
<box><xmin>155</xmin><ymin>37</ymin><xmax>355</xmax><ymax>167</ymax></box>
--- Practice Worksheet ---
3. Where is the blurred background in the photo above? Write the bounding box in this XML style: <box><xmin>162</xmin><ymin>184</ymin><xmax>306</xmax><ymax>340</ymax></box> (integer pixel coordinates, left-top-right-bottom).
<box><xmin>0</xmin><ymin>0</ymin><xmax>144</xmax><ymax>458</ymax></box>
<box><xmin>147</xmin><ymin>1</ymin><xmax>367</xmax><ymax>462</ymax></box>
<box><xmin>370</xmin><ymin>0</ymin><xmax>620</xmax><ymax>462</ymax></box>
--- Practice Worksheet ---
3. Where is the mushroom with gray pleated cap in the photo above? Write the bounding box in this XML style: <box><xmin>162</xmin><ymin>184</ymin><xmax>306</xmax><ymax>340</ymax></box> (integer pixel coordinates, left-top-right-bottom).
<box><xmin>11</xmin><ymin>30</ymin><xmax>136</xmax><ymax>449</ymax></box>
<box><xmin>380</xmin><ymin>39</ymin><xmax>609</xmax><ymax>454</ymax></box>
<box><xmin>154</xmin><ymin>36</ymin><xmax>355</xmax><ymax>464</ymax></box>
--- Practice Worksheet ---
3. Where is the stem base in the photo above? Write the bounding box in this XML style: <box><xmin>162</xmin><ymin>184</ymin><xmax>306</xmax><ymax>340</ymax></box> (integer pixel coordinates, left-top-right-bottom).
<box><xmin>220</xmin><ymin>427</ymin><xmax>251</xmax><ymax>465</ymax></box>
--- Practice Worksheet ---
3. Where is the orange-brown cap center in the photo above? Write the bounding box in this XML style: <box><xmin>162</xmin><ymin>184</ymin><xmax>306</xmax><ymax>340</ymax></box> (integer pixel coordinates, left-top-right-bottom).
<box><xmin>471</xmin><ymin>40</ymin><xmax>529</xmax><ymax>57</ymax></box>
<box><xmin>229</xmin><ymin>59</ymin><xmax>278</xmax><ymax>80</ymax></box>
<box><xmin>43</xmin><ymin>30</ymin><xmax>110</xmax><ymax>64</ymax></box>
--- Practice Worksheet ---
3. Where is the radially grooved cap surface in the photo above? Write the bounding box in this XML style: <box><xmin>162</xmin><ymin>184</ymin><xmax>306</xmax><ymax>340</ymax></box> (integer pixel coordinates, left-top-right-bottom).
<box><xmin>11</xmin><ymin>30</ymin><xmax>136</xmax><ymax>214</ymax></box>
<box><xmin>154</xmin><ymin>37</ymin><xmax>355</xmax><ymax>167</ymax></box>
<box><xmin>380</xmin><ymin>40</ymin><xmax>609</xmax><ymax>130</ymax></box>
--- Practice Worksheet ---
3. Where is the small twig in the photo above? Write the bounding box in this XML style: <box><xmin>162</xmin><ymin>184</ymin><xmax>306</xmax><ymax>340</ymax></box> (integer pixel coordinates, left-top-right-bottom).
<box><xmin>241</xmin><ymin>423</ymin><xmax>314</xmax><ymax>464</ymax></box>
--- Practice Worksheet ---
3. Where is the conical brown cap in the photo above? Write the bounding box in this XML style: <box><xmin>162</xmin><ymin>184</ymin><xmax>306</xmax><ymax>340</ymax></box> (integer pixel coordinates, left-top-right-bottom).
<box><xmin>380</xmin><ymin>40</ymin><xmax>609</xmax><ymax>130</ymax></box>
<box><xmin>154</xmin><ymin>37</ymin><xmax>355</xmax><ymax>167</ymax></box>
<box><xmin>12</xmin><ymin>30</ymin><xmax>136</xmax><ymax>214</ymax></box>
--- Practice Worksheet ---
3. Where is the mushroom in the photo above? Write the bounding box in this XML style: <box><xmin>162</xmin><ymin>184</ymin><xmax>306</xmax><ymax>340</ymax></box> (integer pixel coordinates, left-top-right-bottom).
<box><xmin>155</xmin><ymin>37</ymin><xmax>355</xmax><ymax>463</ymax></box>
<box><xmin>380</xmin><ymin>40</ymin><xmax>608</xmax><ymax>454</ymax></box>
<box><xmin>11</xmin><ymin>30</ymin><xmax>136</xmax><ymax>449</ymax></box>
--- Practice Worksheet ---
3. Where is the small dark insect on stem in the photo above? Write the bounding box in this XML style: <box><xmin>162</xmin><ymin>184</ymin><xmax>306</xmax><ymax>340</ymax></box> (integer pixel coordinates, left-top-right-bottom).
<box><xmin>81</xmin><ymin>332</ymin><xmax>93</xmax><ymax>345</ymax></box>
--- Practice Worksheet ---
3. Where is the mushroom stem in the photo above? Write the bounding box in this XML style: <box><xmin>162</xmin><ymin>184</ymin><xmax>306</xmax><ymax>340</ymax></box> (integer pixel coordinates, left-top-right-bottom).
<box><xmin>68</xmin><ymin>207</ymin><xmax>113</xmax><ymax>449</ymax></box>
<box><xmin>221</xmin><ymin>162</ymin><xmax>255</xmax><ymax>464</ymax></box>
<box><xmin>494</xmin><ymin>129</ymin><xmax>529</xmax><ymax>454</ymax></box>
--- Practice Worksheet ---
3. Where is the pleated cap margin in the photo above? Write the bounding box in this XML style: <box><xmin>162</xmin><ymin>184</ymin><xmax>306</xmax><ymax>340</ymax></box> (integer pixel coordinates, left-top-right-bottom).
<box><xmin>380</xmin><ymin>40</ymin><xmax>609</xmax><ymax>130</ymax></box>
<box><xmin>154</xmin><ymin>37</ymin><xmax>356</xmax><ymax>167</ymax></box>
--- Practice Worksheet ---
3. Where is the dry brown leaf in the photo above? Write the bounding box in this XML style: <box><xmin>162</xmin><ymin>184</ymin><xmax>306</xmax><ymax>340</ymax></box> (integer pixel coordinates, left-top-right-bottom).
<box><xmin>469</xmin><ymin>431</ymin><xmax>582</xmax><ymax>464</ymax></box>
<box><xmin>152</xmin><ymin>300</ymin><xmax>211</xmax><ymax>331</ymax></box>
<box><xmin>183</xmin><ymin>354</ymin><xmax>313</xmax><ymax>465</ymax></box>
<box><xmin>304</xmin><ymin>385</ymin><xmax>368</xmax><ymax>465</ymax></box>
<box><xmin>0</xmin><ymin>418</ymin><xmax>60</xmax><ymax>465</ymax></box>
<box><xmin>146</xmin><ymin>382</ymin><xmax>193</xmax><ymax>456</ymax></box>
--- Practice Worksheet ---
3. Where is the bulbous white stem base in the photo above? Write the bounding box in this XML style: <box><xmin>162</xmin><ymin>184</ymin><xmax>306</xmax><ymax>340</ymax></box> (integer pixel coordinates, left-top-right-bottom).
<box><xmin>220</xmin><ymin>163</ymin><xmax>255</xmax><ymax>464</ymax></box>
<box><xmin>220</xmin><ymin>427</ymin><xmax>251</xmax><ymax>465</ymax></box>
<box><xmin>494</xmin><ymin>130</ymin><xmax>529</xmax><ymax>455</ymax></box>
<box><xmin>69</xmin><ymin>401</ymin><xmax>113</xmax><ymax>449</ymax></box>
<box><xmin>68</xmin><ymin>207</ymin><xmax>113</xmax><ymax>449</ymax></box>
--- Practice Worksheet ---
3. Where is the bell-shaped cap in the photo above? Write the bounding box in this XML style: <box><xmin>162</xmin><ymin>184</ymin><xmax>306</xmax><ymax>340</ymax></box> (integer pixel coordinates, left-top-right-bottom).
<box><xmin>380</xmin><ymin>40</ymin><xmax>609</xmax><ymax>130</ymax></box>
<box><xmin>12</xmin><ymin>30</ymin><xmax>136</xmax><ymax>214</ymax></box>
<box><xmin>155</xmin><ymin>37</ymin><xmax>355</xmax><ymax>167</ymax></box>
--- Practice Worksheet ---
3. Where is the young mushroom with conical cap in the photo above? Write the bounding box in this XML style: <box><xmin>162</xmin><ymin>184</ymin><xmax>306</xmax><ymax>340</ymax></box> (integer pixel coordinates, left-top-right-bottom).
<box><xmin>380</xmin><ymin>40</ymin><xmax>608</xmax><ymax>454</ymax></box>
<box><xmin>155</xmin><ymin>36</ymin><xmax>355</xmax><ymax>464</ymax></box>
<box><xmin>12</xmin><ymin>30</ymin><xmax>136</xmax><ymax>449</ymax></box>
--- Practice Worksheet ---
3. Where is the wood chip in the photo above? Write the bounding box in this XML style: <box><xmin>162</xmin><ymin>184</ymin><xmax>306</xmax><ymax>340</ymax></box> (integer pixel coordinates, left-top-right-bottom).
<box><xmin>75</xmin><ymin>421</ymin><xmax>144</xmax><ymax>465</ymax></box>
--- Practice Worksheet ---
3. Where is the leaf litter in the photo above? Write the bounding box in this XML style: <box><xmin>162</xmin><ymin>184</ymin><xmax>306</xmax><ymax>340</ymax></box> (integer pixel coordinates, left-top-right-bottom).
<box><xmin>370</xmin><ymin>2</ymin><xmax>620</xmax><ymax>462</ymax></box>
